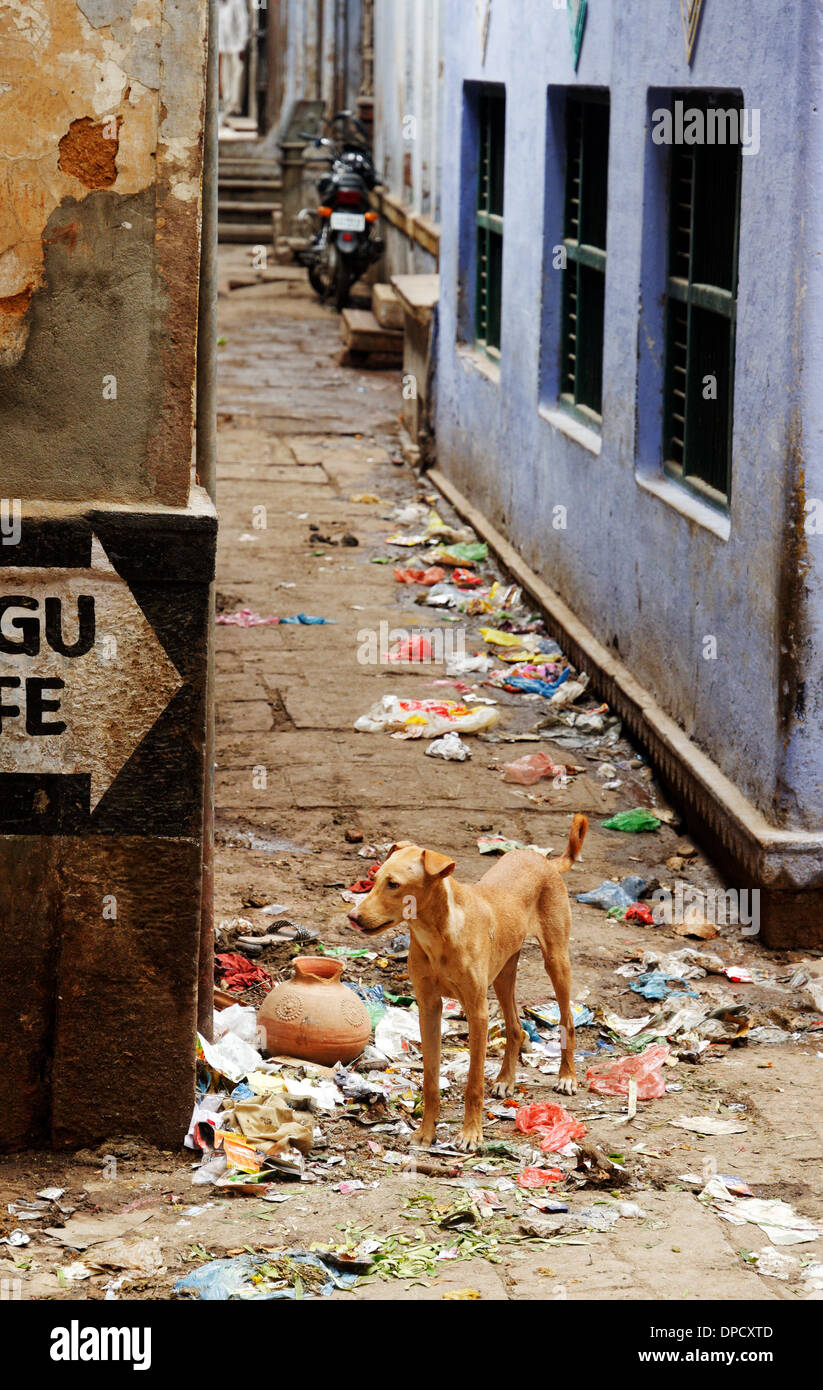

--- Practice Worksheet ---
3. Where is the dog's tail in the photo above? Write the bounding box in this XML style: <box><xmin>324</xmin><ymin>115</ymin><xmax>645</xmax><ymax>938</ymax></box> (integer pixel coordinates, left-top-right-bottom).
<box><xmin>555</xmin><ymin>813</ymin><xmax>588</xmax><ymax>873</ymax></box>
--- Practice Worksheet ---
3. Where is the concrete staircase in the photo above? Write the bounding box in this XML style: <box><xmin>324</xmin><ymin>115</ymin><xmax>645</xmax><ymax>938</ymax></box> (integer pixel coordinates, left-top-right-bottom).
<box><xmin>218</xmin><ymin>150</ymin><xmax>282</xmax><ymax>245</ymax></box>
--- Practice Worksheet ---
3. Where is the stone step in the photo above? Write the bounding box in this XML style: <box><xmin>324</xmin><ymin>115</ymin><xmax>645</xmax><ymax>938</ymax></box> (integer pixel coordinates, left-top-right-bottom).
<box><xmin>218</xmin><ymin>222</ymin><xmax>274</xmax><ymax>244</ymax></box>
<box><xmin>371</xmin><ymin>282</ymin><xmax>404</xmax><ymax>331</ymax></box>
<box><xmin>218</xmin><ymin>199</ymin><xmax>281</xmax><ymax>217</ymax></box>
<box><xmin>218</xmin><ymin>178</ymin><xmax>282</xmax><ymax>198</ymax></box>
<box><xmin>341</xmin><ymin>307</ymin><xmax>404</xmax><ymax>358</ymax></box>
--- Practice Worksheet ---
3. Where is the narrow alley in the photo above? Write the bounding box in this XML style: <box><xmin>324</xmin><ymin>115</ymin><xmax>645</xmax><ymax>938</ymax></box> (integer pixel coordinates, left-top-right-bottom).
<box><xmin>204</xmin><ymin>249</ymin><xmax>823</xmax><ymax>1301</ymax></box>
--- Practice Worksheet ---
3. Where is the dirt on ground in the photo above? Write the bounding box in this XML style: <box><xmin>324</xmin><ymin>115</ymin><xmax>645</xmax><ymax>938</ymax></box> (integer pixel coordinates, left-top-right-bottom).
<box><xmin>3</xmin><ymin>249</ymin><xmax>823</xmax><ymax>1303</ymax></box>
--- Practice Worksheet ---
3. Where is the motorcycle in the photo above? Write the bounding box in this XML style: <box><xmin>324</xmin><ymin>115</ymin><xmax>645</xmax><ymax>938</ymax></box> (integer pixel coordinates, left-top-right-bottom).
<box><xmin>295</xmin><ymin>112</ymin><xmax>384</xmax><ymax>312</ymax></box>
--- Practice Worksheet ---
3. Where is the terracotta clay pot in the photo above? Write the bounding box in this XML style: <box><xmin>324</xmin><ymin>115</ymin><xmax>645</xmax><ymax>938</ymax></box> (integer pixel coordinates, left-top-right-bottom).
<box><xmin>257</xmin><ymin>956</ymin><xmax>371</xmax><ymax>1065</ymax></box>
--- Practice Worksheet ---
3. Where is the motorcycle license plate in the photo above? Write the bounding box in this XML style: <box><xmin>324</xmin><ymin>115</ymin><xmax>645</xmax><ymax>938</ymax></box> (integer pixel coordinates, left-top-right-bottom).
<box><xmin>331</xmin><ymin>211</ymin><xmax>366</xmax><ymax>232</ymax></box>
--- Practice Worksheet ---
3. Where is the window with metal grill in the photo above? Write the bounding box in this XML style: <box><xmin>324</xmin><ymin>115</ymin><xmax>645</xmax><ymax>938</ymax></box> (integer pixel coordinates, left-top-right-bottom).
<box><xmin>561</xmin><ymin>92</ymin><xmax>610</xmax><ymax>420</ymax></box>
<box><xmin>663</xmin><ymin>93</ymin><xmax>742</xmax><ymax>507</ymax></box>
<box><xmin>475</xmin><ymin>90</ymin><xmax>505</xmax><ymax>356</ymax></box>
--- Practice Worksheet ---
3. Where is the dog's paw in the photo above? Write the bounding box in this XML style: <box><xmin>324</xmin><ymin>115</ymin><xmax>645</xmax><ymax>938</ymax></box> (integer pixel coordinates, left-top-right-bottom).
<box><xmin>491</xmin><ymin>1079</ymin><xmax>516</xmax><ymax>1098</ymax></box>
<box><xmin>554</xmin><ymin>1075</ymin><xmax>579</xmax><ymax>1097</ymax></box>
<box><xmin>455</xmin><ymin>1125</ymin><xmax>484</xmax><ymax>1153</ymax></box>
<box><xmin>411</xmin><ymin>1126</ymin><xmax>435</xmax><ymax>1148</ymax></box>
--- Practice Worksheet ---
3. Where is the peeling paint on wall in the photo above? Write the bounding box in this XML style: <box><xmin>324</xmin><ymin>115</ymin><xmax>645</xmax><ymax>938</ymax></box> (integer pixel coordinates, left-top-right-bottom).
<box><xmin>58</xmin><ymin>116</ymin><xmax>122</xmax><ymax>188</ymax></box>
<box><xmin>0</xmin><ymin>0</ymin><xmax>207</xmax><ymax>505</ymax></box>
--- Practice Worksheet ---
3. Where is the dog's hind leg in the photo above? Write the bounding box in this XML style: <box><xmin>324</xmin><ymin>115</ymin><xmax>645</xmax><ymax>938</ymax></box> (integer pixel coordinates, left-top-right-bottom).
<box><xmin>491</xmin><ymin>952</ymin><xmax>525</xmax><ymax>1098</ymax></box>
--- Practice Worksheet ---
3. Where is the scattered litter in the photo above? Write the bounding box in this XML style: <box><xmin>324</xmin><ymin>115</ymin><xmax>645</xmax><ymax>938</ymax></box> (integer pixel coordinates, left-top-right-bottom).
<box><xmin>216</xmin><ymin>610</ymin><xmax>334</xmax><ymax>627</ymax></box>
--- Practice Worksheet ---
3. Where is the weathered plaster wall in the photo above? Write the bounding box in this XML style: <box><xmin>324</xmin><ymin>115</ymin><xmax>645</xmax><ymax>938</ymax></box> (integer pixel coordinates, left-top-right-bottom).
<box><xmin>0</xmin><ymin>0</ymin><xmax>207</xmax><ymax>505</ymax></box>
<box><xmin>373</xmin><ymin>0</ymin><xmax>443</xmax><ymax>274</ymax></box>
<box><xmin>0</xmin><ymin>1</ymin><xmax>215</xmax><ymax>1149</ymax></box>
<box><xmin>436</xmin><ymin>0</ymin><xmax>820</xmax><ymax>830</ymax></box>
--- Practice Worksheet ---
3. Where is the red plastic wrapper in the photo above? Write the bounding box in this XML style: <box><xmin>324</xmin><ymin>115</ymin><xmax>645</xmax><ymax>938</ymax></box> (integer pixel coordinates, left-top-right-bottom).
<box><xmin>517</xmin><ymin>1166</ymin><xmax>564</xmax><ymax>1189</ymax></box>
<box><xmin>349</xmin><ymin>862</ymin><xmax>381</xmax><ymax>895</ymax></box>
<box><xmin>388</xmin><ymin>635</ymin><xmax>434</xmax><ymax>662</ymax></box>
<box><xmin>624</xmin><ymin>902</ymin><xmax>655</xmax><ymax>925</ymax></box>
<box><xmin>586</xmin><ymin>1044</ymin><xmax>670</xmax><ymax>1099</ymax></box>
<box><xmin>501</xmin><ymin>752</ymin><xmax>568</xmax><ymax>786</ymax></box>
<box><xmin>515</xmin><ymin>1102</ymin><xmax>587</xmax><ymax>1152</ymax></box>
<box><xmin>393</xmin><ymin>566</ymin><xmax>447</xmax><ymax>586</ymax></box>
<box><xmin>452</xmin><ymin>568</ymin><xmax>484</xmax><ymax>587</ymax></box>
<box><xmin>215</xmin><ymin>952</ymin><xmax>273</xmax><ymax>994</ymax></box>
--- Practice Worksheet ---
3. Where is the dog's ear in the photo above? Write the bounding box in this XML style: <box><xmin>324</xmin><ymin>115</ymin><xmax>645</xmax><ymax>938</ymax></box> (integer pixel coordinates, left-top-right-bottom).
<box><xmin>422</xmin><ymin>849</ymin><xmax>456</xmax><ymax>879</ymax></box>
<box><xmin>387</xmin><ymin>840</ymin><xmax>416</xmax><ymax>858</ymax></box>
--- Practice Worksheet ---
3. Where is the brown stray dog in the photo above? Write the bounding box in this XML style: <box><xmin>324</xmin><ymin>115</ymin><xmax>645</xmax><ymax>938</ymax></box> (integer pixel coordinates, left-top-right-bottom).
<box><xmin>349</xmin><ymin>813</ymin><xmax>588</xmax><ymax>1151</ymax></box>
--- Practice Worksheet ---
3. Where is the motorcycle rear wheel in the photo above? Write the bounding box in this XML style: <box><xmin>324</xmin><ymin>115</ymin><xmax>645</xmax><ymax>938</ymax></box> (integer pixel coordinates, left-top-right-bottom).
<box><xmin>334</xmin><ymin>267</ymin><xmax>354</xmax><ymax>312</ymax></box>
<box><xmin>308</xmin><ymin>264</ymin><xmax>331</xmax><ymax>298</ymax></box>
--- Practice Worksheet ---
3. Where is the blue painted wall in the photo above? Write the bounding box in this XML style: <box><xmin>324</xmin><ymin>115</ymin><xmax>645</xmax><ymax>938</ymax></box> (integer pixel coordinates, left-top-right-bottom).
<box><xmin>435</xmin><ymin>0</ymin><xmax>822</xmax><ymax>830</ymax></box>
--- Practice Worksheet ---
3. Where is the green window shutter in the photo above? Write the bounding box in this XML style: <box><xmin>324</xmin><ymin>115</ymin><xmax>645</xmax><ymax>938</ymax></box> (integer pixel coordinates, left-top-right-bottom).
<box><xmin>560</xmin><ymin>92</ymin><xmax>610</xmax><ymax>421</ymax></box>
<box><xmin>663</xmin><ymin>93</ymin><xmax>742</xmax><ymax>507</ymax></box>
<box><xmin>475</xmin><ymin>90</ymin><xmax>505</xmax><ymax>356</ymax></box>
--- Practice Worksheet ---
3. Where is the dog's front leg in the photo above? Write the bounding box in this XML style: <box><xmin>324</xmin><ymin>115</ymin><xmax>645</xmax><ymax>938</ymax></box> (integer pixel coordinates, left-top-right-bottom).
<box><xmin>456</xmin><ymin>992</ymin><xmax>488</xmax><ymax>1152</ymax></box>
<box><xmin>412</xmin><ymin>983</ymin><xmax>443</xmax><ymax>1147</ymax></box>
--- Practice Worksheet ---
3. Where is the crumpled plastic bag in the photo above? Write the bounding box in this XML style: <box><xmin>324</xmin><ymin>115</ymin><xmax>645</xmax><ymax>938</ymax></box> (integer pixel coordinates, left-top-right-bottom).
<box><xmin>393</xmin><ymin>566</ymin><xmax>447</xmax><ymax>586</ymax></box>
<box><xmin>387</xmin><ymin>635</ymin><xmax>433</xmax><ymax>662</ymax></box>
<box><xmin>586</xmin><ymin>1044</ymin><xmax>670</xmax><ymax>1099</ymax></box>
<box><xmin>373</xmin><ymin>1006</ymin><xmax>422</xmax><ymax>1060</ymax></box>
<box><xmin>517</xmin><ymin>1167</ymin><xmax>563</xmax><ymax>1189</ymax></box>
<box><xmin>515</xmin><ymin>1102</ymin><xmax>587</xmax><ymax>1152</ymax></box>
<box><xmin>214</xmin><ymin>1003</ymin><xmax>261</xmax><ymax>1048</ymax></box>
<box><xmin>433</xmin><ymin>541</ymin><xmax>488</xmax><ymax>566</ymax></box>
<box><xmin>501</xmin><ymin>752</ymin><xmax>569</xmax><ymax>785</ymax></box>
<box><xmin>354</xmin><ymin>695</ymin><xmax>498</xmax><ymax>738</ymax></box>
<box><xmin>602</xmin><ymin>808</ymin><xmax>661</xmax><ymax>832</ymax></box>
<box><xmin>630</xmin><ymin>972</ymin><xmax>698</xmax><ymax>1002</ymax></box>
<box><xmin>577</xmin><ymin>875</ymin><xmax>647</xmax><ymax>910</ymax></box>
<box><xmin>174</xmin><ymin>1251</ymin><xmax>358</xmax><ymax>1301</ymax></box>
<box><xmin>197</xmin><ymin>1029</ymin><xmax>262</xmax><ymax>1085</ymax></box>
<box><xmin>425</xmin><ymin>732</ymin><xmax>471</xmax><ymax>761</ymax></box>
